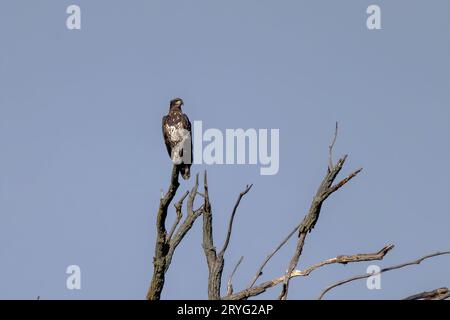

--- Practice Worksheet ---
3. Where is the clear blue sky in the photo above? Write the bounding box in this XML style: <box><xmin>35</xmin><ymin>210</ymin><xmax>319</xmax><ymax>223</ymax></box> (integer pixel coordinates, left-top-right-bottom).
<box><xmin>0</xmin><ymin>0</ymin><xmax>449</xmax><ymax>299</ymax></box>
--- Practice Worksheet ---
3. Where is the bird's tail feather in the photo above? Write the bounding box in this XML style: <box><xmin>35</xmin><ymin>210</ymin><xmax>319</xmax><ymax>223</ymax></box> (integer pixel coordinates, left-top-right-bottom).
<box><xmin>181</xmin><ymin>165</ymin><xmax>190</xmax><ymax>180</ymax></box>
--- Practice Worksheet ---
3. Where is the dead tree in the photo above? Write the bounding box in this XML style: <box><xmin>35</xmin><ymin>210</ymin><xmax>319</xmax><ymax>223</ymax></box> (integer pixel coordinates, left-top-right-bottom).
<box><xmin>146</xmin><ymin>124</ymin><xmax>449</xmax><ymax>300</ymax></box>
<box><xmin>146</xmin><ymin>167</ymin><xmax>203</xmax><ymax>300</ymax></box>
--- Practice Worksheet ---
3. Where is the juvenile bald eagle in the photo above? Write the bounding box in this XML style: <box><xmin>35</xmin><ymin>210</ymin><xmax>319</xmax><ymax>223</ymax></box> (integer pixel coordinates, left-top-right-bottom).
<box><xmin>162</xmin><ymin>98</ymin><xmax>192</xmax><ymax>180</ymax></box>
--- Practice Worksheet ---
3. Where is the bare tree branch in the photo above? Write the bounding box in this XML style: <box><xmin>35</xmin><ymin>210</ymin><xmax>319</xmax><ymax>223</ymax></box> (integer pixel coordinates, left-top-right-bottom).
<box><xmin>318</xmin><ymin>250</ymin><xmax>450</xmax><ymax>300</ymax></box>
<box><xmin>201</xmin><ymin>171</ymin><xmax>221</xmax><ymax>299</ymax></box>
<box><xmin>224</xmin><ymin>244</ymin><xmax>393</xmax><ymax>300</ymax></box>
<box><xmin>300</xmin><ymin>244</ymin><xmax>394</xmax><ymax>276</ymax></box>
<box><xmin>404</xmin><ymin>287</ymin><xmax>450</xmax><ymax>300</ymax></box>
<box><xmin>201</xmin><ymin>171</ymin><xmax>252</xmax><ymax>299</ymax></box>
<box><xmin>247</xmin><ymin>224</ymin><xmax>300</xmax><ymax>289</ymax></box>
<box><xmin>279</xmin><ymin>138</ymin><xmax>362</xmax><ymax>300</ymax></box>
<box><xmin>219</xmin><ymin>184</ymin><xmax>253</xmax><ymax>256</ymax></box>
<box><xmin>166</xmin><ymin>174</ymin><xmax>203</xmax><ymax>270</ymax></box>
<box><xmin>227</xmin><ymin>256</ymin><xmax>244</xmax><ymax>296</ymax></box>
<box><xmin>328</xmin><ymin>168</ymin><xmax>363</xmax><ymax>195</ymax></box>
<box><xmin>168</xmin><ymin>190</ymin><xmax>189</xmax><ymax>240</ymax></box>
<box><xmin>147</xmin><ymin>165</ymin><xmax>180</xmax><ymax>300</ymax></box>
<box><xmin>328</xmin><ymin>121</ymin><xmax>338</xmax><ymax>172</ymax></box>
<box><xmin>147</xmin><ymin>167</ymin><xmax>204</xmax><ymax>300</ymax></box>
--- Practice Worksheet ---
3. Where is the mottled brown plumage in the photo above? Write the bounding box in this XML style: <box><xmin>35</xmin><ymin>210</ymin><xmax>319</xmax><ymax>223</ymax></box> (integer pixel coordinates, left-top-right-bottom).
<box><xmin>162</xmin><ymin>98</ymin><xmax>192</xmax><ymax>180</ymax></box>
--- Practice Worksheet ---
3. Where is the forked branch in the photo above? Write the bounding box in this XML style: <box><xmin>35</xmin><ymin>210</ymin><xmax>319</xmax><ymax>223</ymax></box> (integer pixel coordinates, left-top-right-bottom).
<box><xmin>202</xmin><ymin>171</ymin><xmax>252</xmax><ymax>299</ymax></box>
<box><xmin>224</xmin><ymin>244</ymin><xmax>394</xmax><ymax>300</ymax></box>
<box><xmin>279</xmin><ymin>125</ymin><xmax>362</xmax><ymax>300</ymax></box>
<box><xmin>147</xmin><ymin>167</ymin><xmax>203</xmax><ymax>300</ymax></box>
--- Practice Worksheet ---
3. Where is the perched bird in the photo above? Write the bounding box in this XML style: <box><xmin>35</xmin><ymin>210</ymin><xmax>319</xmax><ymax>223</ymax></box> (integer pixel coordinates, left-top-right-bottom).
<box><xmin>162</xmin><ymin>98</ymin><xmax>192</xmax><ymax>180</ymax></box>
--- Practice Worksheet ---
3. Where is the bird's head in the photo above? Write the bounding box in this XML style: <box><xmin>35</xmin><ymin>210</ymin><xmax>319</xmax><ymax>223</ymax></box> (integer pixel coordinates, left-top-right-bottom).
<box><xmin>170</xmin><ymin>98</ymin><xmax>184</xmax><ymax>110</ymax></box>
